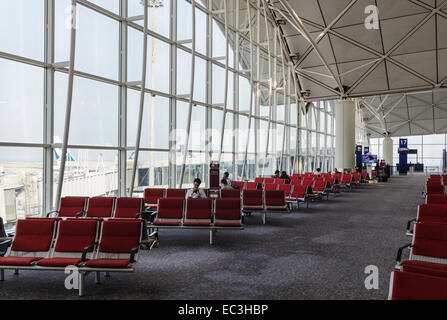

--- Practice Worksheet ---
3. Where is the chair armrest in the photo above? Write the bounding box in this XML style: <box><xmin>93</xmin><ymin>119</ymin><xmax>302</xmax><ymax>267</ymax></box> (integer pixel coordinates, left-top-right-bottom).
<box><xmin>137</xmin><ymin>211</ymin><xmax>156</xmax><ymax>222</ymax></box>
<box><xmin>396</xmin><ymin>243</ymin><xmax>412</xmax><ymax>263</ymax></box>
<box><xmin>81</xmin><ymin>241</ymin><xmax>98</xmax><ymax>263</ymax></box>
<box><xmin>148</xmin><ymin>230</ymin><xmax>158</xmax><ymax>238</ymax></box>
<box><xmin>129</xmin><ymin>245</ymin><xmax>141</xmax><ymax>263</ymax></box>
<box><xmin>406</xmin><ymin>219</ymin><xmax>417</xmax><ymax>233</ymax></box>
<box><xmin>0</xmin><ymin>239</ymin><xmax>11</xmax><ymax>247</ymax></box>
<box><xmin>75</xmin><ymin>210</ymin><xmax>86</xmax><ymax>218</ymax></box>
<box><xmin>46</xmin><ymin>210</ymin><xmax>59</xmax><ymax>218</ymax></box>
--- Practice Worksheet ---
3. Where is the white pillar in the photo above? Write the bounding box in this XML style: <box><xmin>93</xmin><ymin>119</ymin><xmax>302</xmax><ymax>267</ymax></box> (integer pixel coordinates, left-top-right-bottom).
<box><xmin>335</xmin><ymin>100</ymin><xmax>356</xmax><ymax>170</ymax></box>
<box><xmin>383</xmin><ymin>137</ymin><xmax>393</xmax><ymax>165</ymax></box>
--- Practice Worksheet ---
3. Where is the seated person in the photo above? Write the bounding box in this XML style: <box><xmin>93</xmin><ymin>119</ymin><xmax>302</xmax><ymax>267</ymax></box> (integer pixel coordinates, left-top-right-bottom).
<box><xmin>186</xmin><ymin>178</ymin><xmax>207</xmax><ymax>199</ymax></box>
<box><xmin>315</xmin><ymin>168</ymin><xmax>322</xmax><ymax>176</ymax></box>
<box><xmin>220</xmin><ymin>179</ymin><xmax>234</xmax><ymax>190</ymax></box>
<box><xmin>279</xmin><ymin>171</ymin><xmax>291</xmax><ymax>184</ymax></box>
<box><xmin>222</xmin><ymin>172</ymin><xmax>232</xmax><ymax>186</ymax></box>
<box><xmin>272</xmin><ymin>170</ymin><xmax>280</xmax><ymax>179</ymax></box>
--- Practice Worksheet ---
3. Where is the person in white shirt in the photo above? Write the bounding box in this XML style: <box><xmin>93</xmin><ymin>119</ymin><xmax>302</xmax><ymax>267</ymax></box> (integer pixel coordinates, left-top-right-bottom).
<box><xmin>223</xmin><ymin>172</ymin><xmax>232</xmax><ymax>186</ymax></box>
<box><xmin>186</xmin><ymin>178</ymin><xmax>207</xmax><ymax>199</ymax></box>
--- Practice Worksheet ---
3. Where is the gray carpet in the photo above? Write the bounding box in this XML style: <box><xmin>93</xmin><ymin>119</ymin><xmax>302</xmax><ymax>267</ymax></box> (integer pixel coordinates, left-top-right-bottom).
<box><xmin>0</xmin><ymin>174</ymin><xmax>426</xmax><ymax>300</ymax></box>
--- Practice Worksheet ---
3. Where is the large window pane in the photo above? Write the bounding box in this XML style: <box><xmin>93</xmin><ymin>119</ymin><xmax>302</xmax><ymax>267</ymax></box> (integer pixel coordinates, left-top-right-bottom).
<box><xmin>58</xmin><ymin>149</ymin><xmax>118</xmax><ymax>197</ymax></box>
<box><xmin>128</xmin><ymin>0</ymin><xmax>171</xmax><ymax>39</ymax></box>
<box><xmin>0</xmin><ymin>59</ymin><xmax>43</xmax><ymax>143</ymax></box>
<box><xmin>56</xmin><ymin>3</ymin><xmax>120</xmax><ymax>80</ymax></box>
<box><xmin>128</xmin><ymin>28</ymin><xmax>171</xmax><ymax>94</ymax></box>
<box><xmin>0</xmin><ymin>0</ymin><xmax>44</xmax><ymax>61</ymax></box>
<box><xmin>127</xmin><ymin>90</ymin><xmax>170</xmax><ymax>149</ymax></box>
<box><xmin>54</xmin><ymin>73</ymin><xmax>118</xmax><ymax>146</ymax></box>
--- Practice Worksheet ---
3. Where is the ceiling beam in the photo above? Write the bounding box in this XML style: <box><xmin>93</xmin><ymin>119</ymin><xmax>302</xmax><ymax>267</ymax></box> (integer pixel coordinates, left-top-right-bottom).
<box><xmin>275</xmin><ymin>0</ymin><xmax>345</xmax><ymax>95</ymax></box>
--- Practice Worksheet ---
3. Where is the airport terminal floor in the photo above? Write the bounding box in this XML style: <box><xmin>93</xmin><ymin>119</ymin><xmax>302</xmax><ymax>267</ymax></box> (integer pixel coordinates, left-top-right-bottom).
<box><xmin>0</xmin><ymin>174</ymin><xmax>425</xmax><ymax>300</ymax></box>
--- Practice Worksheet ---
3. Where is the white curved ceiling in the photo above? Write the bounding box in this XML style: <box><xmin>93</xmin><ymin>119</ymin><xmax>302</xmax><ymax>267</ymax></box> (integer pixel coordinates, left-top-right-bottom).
<box><xmin>268</xmin><ymin>0</ymin><xmax>447</xmax><ymax>137</ymax></box>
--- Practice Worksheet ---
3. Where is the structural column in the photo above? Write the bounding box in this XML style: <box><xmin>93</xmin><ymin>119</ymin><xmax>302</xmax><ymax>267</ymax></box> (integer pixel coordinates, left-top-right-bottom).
<box><xmin>335</xmin><ymin>100</ymin><xmax>355</xmax><ymax>170</ymax></box>
<box><xmin>383</xmin><ymin>137</ymin><xmax>393</xmax><ymax>165</ymax></box>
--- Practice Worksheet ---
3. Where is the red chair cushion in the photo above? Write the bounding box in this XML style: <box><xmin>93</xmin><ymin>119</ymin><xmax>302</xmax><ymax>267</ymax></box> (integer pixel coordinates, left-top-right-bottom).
<box><xmin>84</xmin><ymin>259</ymin><xmax>130</xmax><ymax>269</ymax></box>
<box><xmin>0</xmin><ymin>257</ymin><xmax>42</xmax><ymax>266</ymax></box>
<box><xmin>36</xmin><ymin>258</ymin><xmax>83</xmax><ymax>267</ymax></box>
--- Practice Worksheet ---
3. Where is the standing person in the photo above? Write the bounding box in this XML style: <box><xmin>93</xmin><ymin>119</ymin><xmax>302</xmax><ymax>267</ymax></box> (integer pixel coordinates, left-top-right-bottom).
<box><xmin>279</xmin><ymin>171</ymin><xmax>291</xmax><ymax>184</ymax></box>
<box><xmin>186</xmin><ymin>178</ymin><xmax>207</xmax><ymax>199</ymax></box>
<box><xmin>222</xmin><ymin>172</ymin><xmax>232</xmax><ymax>186</ymax></box>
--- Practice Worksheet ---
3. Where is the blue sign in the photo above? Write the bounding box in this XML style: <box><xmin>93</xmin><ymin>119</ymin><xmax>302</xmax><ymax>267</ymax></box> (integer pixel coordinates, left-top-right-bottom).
<box><xmin>399</xmin><ymin>139</ymin><xmax>408</xmax><ymax>174</ymax></box>
<box><xmin>355</xmin><ymin>145</ymin><xmax>363</xmax><ymax>167</ymax></box>
<box><xmin>399</xmin><ymin>139</ymin><xmax>408</xmax><ymax>148</ymax></box>
<box><xmin>364</xmin><ymin>147</ymin><xmax>369</xmax><ymax>155</ymax></box>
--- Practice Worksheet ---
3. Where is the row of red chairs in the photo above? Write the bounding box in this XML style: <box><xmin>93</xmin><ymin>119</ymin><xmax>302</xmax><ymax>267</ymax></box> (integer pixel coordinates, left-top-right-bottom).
<box><xmin>48</xmin><ymin>196</ymin><xmax>145</xmax><ymax>219</ymax></box>
<box><xmin>389</xmin><ymin>177</ymin><xmax>447</xmax><ymax>299</ymax></box>
<box><xmin>0</xmin><ymin>218</ymin><xmax>156</xmax><ymax>296</ymax></box>
<box><xmin>151</xmin><ymin>198</ymin><xmax>242</xmax><ymax>228</ymax></box>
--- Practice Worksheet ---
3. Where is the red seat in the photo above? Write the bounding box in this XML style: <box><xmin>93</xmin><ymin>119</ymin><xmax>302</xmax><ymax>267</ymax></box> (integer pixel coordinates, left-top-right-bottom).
<box><xmin>415</xmin><ymin>204</ymin><xmax>447</xmax><ymax>225</ymax></box>
<box><xmin>245</xmin><ymin>182</ymin><xmax>258</xmax><ymax>190</ymax></box>
<box><xmin>278</xmin><ymin>184</ymin><xmax>292</xmax><ymax>197</ymax></box>
<box><xmin>286</xmin><ymin>185</ymin><xmax>309</xmax><ymax>208</ymax></box>
<box><xmin>165</xmin><ymin>189</ymin><xmax>186</xmax><ymax>199</ymax></box>
<box><xmin>220</xmin><ymin>189</ymin><xmax>241</xmax><ymax>199</ymax></box>
<box><xmin>153</xmin><ymin>198</ymin><xmax>184</xmax><ymax>226</ymax></box>
<box><xmin>274</xmin><ymin>179</ymin><xmax>286</xmax><ymax>185</ymax></box>
<box><xmin>144</xmin><ymin>188</ymin><xmax>165</xmax><ymax>210</ymax></box>
<box><xmin>389</xmin><ymin>270</ymin><xmax>447</xmax><ymax>300</ymax></box>
<box><xmin>49</xmin><ymin>196</ymin><xmax>88</xmax><ymax>218</ymax></box>
<box><xmin>340</xmin><ymin>174</ymin><xmax>352</xmax><ymax>189</ymax></box>
<box><xmin>84</xmin><ymin>259</ymin><xmax>131</xmax><ymax>269</ymax></box>
<box><xmin>426</xmin><ymin>194</ymin><xmax>447</xmax><ymax>204</ymax></box>
<box><xmin>242</xmin><ymin>190</ymin><xmax>264</xmax><ymax>211</ymax></box>
<box><xmin>37</xmin><ymin>258</ymin><xmax>85</xmax><ymax>268</ymax></box>
<box><xmin>0</xmin><ymin>219</ymin><xmax>56</xmax><ymax>267</ymax></box>
<box><xmin>232</xmin><ymin>181</ymin><xmax>246</xmax><ymax>190</ymax></box>
<box><xmin>214</xmin><ymin>199</ymin><xmax>242</xmax><ymax>227</ymax></box>
<box><xmin>426</xmin><ymin>185</ymin><xmax>444</xmax><ymax>195</ymax></box>
<box><xmin>183</xmin><ymin>198</ymin><xmax>213</xmax><ymax>226</ymax></box>
<box><xmin>302</xmin><ymin>179</ymin><xmax>313</xmax><ymax>188</ymax></box>
<box><xmin>114</xmin><ymin>198</ymin><xmax>143</xmax><ymax>219</ymax></box>
<box><xmin>85</xmin><ymin>197</ymin><xmax>115</xmax><ymax>218</ymax></box>
<box><xmin>0</xmin><ymin>257</ymin><xmax>42</xmax><ymax>266</ymax></box>
<box><xmin>264</xmin><ymin>178</ymin><xmax>274</xmax><ymax>184</ymax></box>
<box><xmin>37</xmin><ymin>219</ymin><xmax>98</xmax><ymax>268</ymax></box>
<box><xmin>286</xmin><ymin>185</ymin><xmax>307</xmax><ymax>202</ymax></box>
<box><xmin>398</xmin><ymin>223</ymin><xmax>447</xmax><ymax>277</ymax></box>
<box><xmin>264</xmin><ymin>191</ymin><xmax>287</xmax><ymax>211</ymax></box>
<box><xmin>264</xmin><ymin>183</ymin><xmax>278</xmax><ymax>191</ymax></box>
<box><xmin>313</xmin><ymin>179</ymin><xmax>326</xmax><ymax>193</ymax></box>
<box><xmin>84</xmin><ymin>219</ymin><xmax>143</xmax><ymax>269</ymax></box>
<box><xmin>254</xmin><ymin>178</ymin><xmax>265</xmax><ymax>184</ymax></box>
<box><xmin>401</xmin><ymin>260</ymin><xmax>447</xmax><ymax>278</ymax></box>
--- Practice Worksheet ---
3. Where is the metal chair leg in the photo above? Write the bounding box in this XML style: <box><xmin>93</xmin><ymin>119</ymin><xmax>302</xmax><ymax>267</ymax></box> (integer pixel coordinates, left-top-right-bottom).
<box><xmin>95</xmin><ymin>272</ymin><xmax>101</xmax><ymax>284</ymax></box>
<box><xmin>209</xmin><ymin>229</ymin><xmax>214</xmax><ymax>246</ymax></box>
<box><xmin>79</xmin><ymin>272</ymin><xmax>85</xmax><ymax>297</ymax></box>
